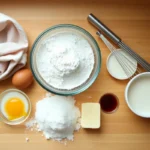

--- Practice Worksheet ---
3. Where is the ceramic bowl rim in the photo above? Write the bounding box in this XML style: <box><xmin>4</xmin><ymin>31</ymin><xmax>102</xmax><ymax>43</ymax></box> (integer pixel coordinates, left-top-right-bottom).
<box><xmin>30</xmin><ymin>24</ymin><xmax>101</xmax><ymax>96</ymax></box>
<box><xmin>125</xmin><ymin>72</ymin><xmax>150</xmax><ymax>118</ymax></box>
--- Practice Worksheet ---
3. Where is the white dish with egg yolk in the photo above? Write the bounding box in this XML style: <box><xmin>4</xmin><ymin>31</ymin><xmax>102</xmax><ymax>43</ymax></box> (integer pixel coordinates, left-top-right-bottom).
<box><xmin>0</xmin><ymin>89</ymin><xmax>31</xmax><ymax>125</ymax></box>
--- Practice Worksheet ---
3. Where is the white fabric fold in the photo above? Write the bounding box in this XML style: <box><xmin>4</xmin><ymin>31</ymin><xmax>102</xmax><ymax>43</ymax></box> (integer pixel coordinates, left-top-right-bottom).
<box><xmin>0</xmin><ymin>13</ymin><xmax>28</xmax><ymax>80</ymax></box>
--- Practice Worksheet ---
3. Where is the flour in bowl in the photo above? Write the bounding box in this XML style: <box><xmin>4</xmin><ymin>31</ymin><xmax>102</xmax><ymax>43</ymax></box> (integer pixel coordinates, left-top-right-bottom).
<box><xmin>36</xmin><ymin>32</ymin><xmax>94</xmax><ymax>89</ymax></box>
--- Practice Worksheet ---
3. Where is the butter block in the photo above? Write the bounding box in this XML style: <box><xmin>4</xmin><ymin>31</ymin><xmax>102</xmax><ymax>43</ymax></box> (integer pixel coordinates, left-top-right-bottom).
<box><xmin>81</xmin><ymin>103</ymin><xmax>100</xmax><ymax>129</ymax></box>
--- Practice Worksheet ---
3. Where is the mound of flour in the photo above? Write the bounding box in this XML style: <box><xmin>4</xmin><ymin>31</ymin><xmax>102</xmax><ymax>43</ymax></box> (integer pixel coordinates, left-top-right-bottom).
<box><xmin>26</xmin><ymin>94</ymin><xmax>80</xmax><ymax>141</ymax></box>
<box><xmin>36</xmin><ymin>32</ymin><xmax>94</xmax><ymax>90</ymax></box>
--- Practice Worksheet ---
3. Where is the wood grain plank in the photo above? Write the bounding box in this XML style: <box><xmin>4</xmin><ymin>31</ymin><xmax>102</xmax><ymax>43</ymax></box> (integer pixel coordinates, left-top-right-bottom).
<box><xmin>0</xmin><ymin>0</ymin><xmax>150</xmax><ymax>149</ymax></box>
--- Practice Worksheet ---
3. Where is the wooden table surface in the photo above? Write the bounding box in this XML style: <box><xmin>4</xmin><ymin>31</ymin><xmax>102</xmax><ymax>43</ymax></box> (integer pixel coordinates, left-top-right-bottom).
<box><xmin>0</xmin><ymin>0</ymin><xmax>150</xmax><ymax>149</ymax></box>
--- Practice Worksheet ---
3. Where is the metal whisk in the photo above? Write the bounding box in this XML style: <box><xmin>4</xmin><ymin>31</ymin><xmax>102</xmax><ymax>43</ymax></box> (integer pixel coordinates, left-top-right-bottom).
<box><xmin>88</xmin><ymin>13</ymin><xmax>150</xmax><ymax>72</ymax></box>
<box><xmin>96</xmin><ymin>31</ymin><xmax>141</xmax><ymax>79</ymax></box>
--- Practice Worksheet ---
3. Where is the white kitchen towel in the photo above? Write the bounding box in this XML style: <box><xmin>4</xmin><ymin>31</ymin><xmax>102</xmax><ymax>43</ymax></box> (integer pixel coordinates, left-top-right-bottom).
<box><xmin>0</xmin><ymin>13</ymin><xmax>28</xmax><ymax>80</ymax></box>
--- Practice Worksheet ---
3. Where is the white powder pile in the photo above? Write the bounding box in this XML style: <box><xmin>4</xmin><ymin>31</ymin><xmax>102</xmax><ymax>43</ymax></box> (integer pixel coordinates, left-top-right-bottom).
<box><xmin>26</xmin><ymin>94</ymin><xmax>80</xmax><ymax>141</ymax></box>
<box><xmin>36</xmin><ymin>32</ymin><xmax>94</xmax><ymax>89</ymax></box>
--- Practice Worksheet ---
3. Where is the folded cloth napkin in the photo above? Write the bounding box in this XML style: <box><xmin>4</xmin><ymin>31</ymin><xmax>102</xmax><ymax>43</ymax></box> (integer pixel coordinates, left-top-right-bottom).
<box><xmin>0</xmin><ymin>13</ymin><xmax>28</xmax><ymax>80</ymax></box>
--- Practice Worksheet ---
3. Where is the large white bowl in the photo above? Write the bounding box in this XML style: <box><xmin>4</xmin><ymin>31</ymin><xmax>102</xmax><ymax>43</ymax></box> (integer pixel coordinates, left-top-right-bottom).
<box><xmin>30</xmin><ymin>24</ymin><xmax>101</xmax><ymax>96</ymax></box>
<box><xmin>125</xmin><ymin>72</ymin><xmax>150</xmax><ymax>118</ymax></box>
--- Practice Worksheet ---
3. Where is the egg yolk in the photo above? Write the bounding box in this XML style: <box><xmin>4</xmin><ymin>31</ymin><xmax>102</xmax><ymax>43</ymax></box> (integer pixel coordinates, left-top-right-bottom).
<box><xmin>4</xmin><ymin>97</ymin><xmax>26</xmax><ymax>120</ymax></box>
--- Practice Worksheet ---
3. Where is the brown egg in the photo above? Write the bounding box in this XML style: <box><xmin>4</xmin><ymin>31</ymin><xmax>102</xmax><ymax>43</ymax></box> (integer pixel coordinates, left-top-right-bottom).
<box><xmin>12</xmin><ymin>69</ymin><xmax>33</xmax><ymax>89</ymax></box>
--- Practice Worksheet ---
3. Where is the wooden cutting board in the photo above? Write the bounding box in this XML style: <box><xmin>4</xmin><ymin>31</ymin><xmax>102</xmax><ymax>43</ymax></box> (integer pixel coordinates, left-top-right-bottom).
<box><xmin>0</xmin><ymin>0</ymin><xmax>150</xmax><ymax>149</ymax></box>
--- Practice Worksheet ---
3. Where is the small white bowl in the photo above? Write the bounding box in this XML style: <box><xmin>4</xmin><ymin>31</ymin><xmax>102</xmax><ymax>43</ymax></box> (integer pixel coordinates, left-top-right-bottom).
<box><xmin>125</xmin><ymin>72</ymin><xmax>150</xmax><ymax>118</ymax></box>
<box><xmin>106</xmin><ymin>49</ymin><xmax>137</xmax><ymax>80</ymax></box>
<box><xmin>0</xmin><ymin>89</ymin><xmax>31</xmax><ymax>125</ymax></box>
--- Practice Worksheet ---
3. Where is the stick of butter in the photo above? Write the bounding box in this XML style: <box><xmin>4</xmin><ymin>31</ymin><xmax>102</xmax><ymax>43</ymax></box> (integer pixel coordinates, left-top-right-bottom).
<box><xmin>81</xmin><ymin>103</ymin><xmax>100</xmax><ymax>129</ymax></box>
